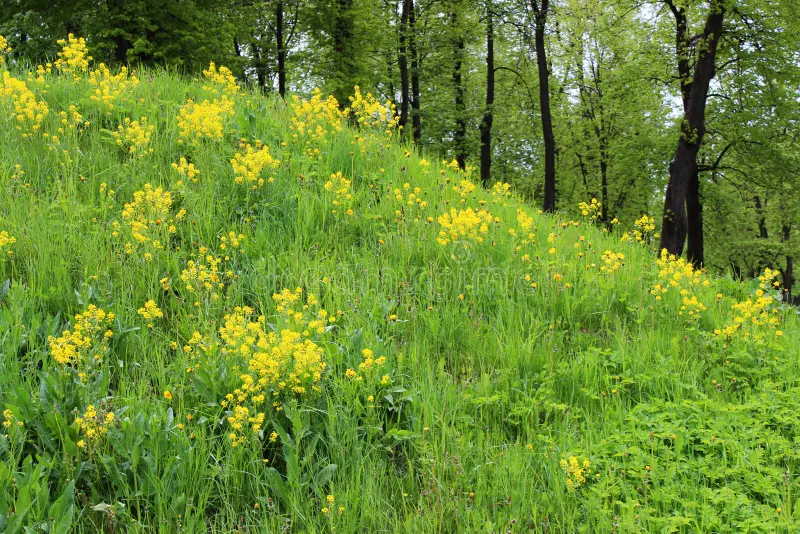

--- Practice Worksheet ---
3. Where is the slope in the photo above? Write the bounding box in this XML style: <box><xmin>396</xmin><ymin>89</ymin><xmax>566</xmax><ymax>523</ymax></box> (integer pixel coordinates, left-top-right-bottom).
<box><xmin>0</xmin><ymin>36</ymin><xmax>798</xmax><ymax>532</ymax></box>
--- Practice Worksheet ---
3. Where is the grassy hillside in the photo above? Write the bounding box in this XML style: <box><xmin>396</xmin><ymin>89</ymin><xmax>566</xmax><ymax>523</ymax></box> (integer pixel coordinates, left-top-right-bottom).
<box><xmin>1</xmin><ymin>37</ymin><xmax>799</xmax><ymax>533</ymax></box>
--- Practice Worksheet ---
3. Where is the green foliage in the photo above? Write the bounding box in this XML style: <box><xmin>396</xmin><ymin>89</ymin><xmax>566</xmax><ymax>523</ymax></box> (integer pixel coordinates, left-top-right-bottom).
<box><xmin>0</xmin><ymin>41</ymin><xmax>798</xmax><ymax>532</ymax></box>
<box><xmin>0</xmin><ymin>0</ymin><xmax>240</xmax><ymax>71</ymax></box>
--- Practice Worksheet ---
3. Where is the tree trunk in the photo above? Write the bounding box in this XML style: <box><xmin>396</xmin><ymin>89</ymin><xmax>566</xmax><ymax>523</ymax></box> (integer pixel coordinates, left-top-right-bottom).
<box><xmin>754</xmin><ymin>195</ymin><xmax>769</xmax><ymax>239</ymax></box>
<box><xmin>479</xmin><ymin>4</ymin><xmax>494</xmax><ymax>187</ymax></box>
<box><xmin>252</xmin><ymin>40</ymin><xmax>267</xmax><ymax>92</ymax></box>
<box><xmin>532</xmin><ymin>0</ymin><xmax>555</xmax><ymax>212</ymax></box>
<box><xmin>276</xmin><ymin>0</ymin><xmax>286</xmax><ymax>97</ymax></box>
<box><xmin>386</xmin><ymin>50</ymin><xmax>395</xmax><ymax>99</ymax></box>
<box><xmin>398</xmin><ymin>0</ymin><xmax>411</xmax><ymax>132</ymax></box>
<box><xmin>600</xmin><ymin>148</ymin><xmax>608</xmax><ymax>222</ymax></box>
<box><xmin>671</xmin><ymin>3</ymin><xmax>691</xmax><ymax>110</ymax></box>
<box><xmin>112</xmin><ymin>35</ymin><xmax>130</xmax><ymax>63</ymax></box>
<box><xmin>332</xmin><ymin>0</ymin><xmax>355</xmax><ymax>108</ymax></box>
<box><xmin>686</xmin><ymin>170</ymin><xmax>704</xmax><ymax>265</ymax></box>
<box><xmin>659</xmin><ymin>1</ymin><xmax>724</xmax><ymax>256</ymax></box>
<box><xmin>409</xmin><ymin>0</ymin><xmax>422</xmax><ymax>144</ymax></box>
<box><xmin>782</xmin><ymin>224</ymin><xmax>795</xmax><ymax>304</ymax></box>
<box><xmin>665</xmin><ymin>0</ymin><xmax>706</xmax><ymax>265</ymax></box>
<box><xmin>671</xmin><ymin>4</ymin><xmax>704</xmax><ymax>266</ymax></box>
<box><xmin>451</xmin><ymin>7</ymin><xmax>467</xmax><ymax>170</ymax></box>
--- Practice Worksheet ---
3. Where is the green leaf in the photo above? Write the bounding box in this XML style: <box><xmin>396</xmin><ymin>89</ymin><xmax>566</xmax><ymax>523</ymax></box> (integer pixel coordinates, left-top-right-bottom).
<box><xmin>48</xmin><ymin>480</ymin><xmax>75</xmax><ymax>534</ymax></box>
<box><xmin>314</xmin><ymin>464</ymin><xmax>336</xmax><ymax>487</ymax></box>
<box><xmin>385</xmin><ymin>429</ymin><xmax>420</xmax><ymax>442</ymax></box>
<box><xmin>168</xmin><ymin>493</ymin><xmax>187</xmax><ymax>519</ymax></box>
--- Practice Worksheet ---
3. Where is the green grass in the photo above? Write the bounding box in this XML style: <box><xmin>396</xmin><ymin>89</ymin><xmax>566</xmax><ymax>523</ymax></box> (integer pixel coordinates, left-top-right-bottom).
<box><xmin>0</xmin><ymin>56</ymin><xmax>799</xmax><ymax>533</ymax></box>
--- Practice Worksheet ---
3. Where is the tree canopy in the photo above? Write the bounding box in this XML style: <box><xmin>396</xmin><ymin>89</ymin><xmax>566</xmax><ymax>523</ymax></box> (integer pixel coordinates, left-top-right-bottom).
<box><xmin>1</xmin><ymin>0</ymin><xmax>798</xmax><ymax>297</ymax></box>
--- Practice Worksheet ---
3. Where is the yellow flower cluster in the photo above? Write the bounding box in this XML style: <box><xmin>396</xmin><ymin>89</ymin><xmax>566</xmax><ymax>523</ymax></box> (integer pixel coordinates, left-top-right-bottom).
<box><xmin>0</xmin><ymin>230</ymin><xmax>16</xmax><ymax>257</ymax></box>
<box><xmin>560</xmin><ymin>455</ymin><xmax>592</xmax><ymax>489</ymax></box>
<box><xmin>219</xmin><ymin>231</ymin><xmax>245</xmax><ymax>251</ymax></box>
<box><xmin>113</xmin><ymin>116</ymin><xmax>154</xmax><ymax>156</ymax></box>
<box><xmin>225</xmin><ymin>405</ymin><xmax>265</xmax><ymax>447</ymax></box>
<box><xmin>230</xmin><ymin>140</ymin><xmax>279</xmax><ymax>187</ymax></box>
<box><xmin>55</xmin><ymin>34</ymin><xmax>91</xmax><ymax>77</ymax></box>
<box><xmin>48</xmin><ymin>305</ymin><xmax>115</xmax><ymax>366</ymax></box>
<box><xmin>75</xmin><ymin>405</ymin><xmax>115</xmax><ymax>448</ymax></box>
<box><xmin>180</xmin><ymin>253</ymin><xmax>223</xmax><ymax>302</ymax></box>
<box><xmin>453</xmin><ymin>179</ymin><xmax>477</xmax><ymax>202</ymax></box>
<box><xmin>177</xmin><ymin>97</ymin><xmax>234</xmax><ymax>145</ymax></box>
<box><xmin>600</xmin><ymin>250</ymin><xmax>625</xmax><ymax>273</ymax></box>
<box><xmin>202</xmin><ymin>61</ymin><xmax>239</xmax><ymax>95</ymax></box>
<box><xmin>650</xmin><ymin>249</ymin><xmax>708</xmax><ymax>299</ymax></box>
<box><xmin>436</xmin><ymin>207</ymin><xmax>495</xmax><ymax>246</ymax></box>
<box><xmin>87</xmin><ymin>64</ymin><xmax>140</xmax><ymax>112</ymax></box>
<box><xmin>345</xmin><ymin>348</ymin><xmax>388</xmax><ymax>381</ymax></box>
<box><xmin>512</xmin><ymin>210</ymin><xmax>538</xmax><ymax>266</ymax></box>
<box><xmin>58</xmin><ymin>105</ymin><xmax>89</xmax><ymax>134</ymax></box>
<box><xmin>118</xmin><ymin>184</ymin><xmax>183</xmax><ymax>258</ymax></box>
<box><xmin>515</xmin><ymin>210</ymin><xmax>535</xmax><ymax>235</ymax></box>
<box><xmin>345</xmin><ymin>85</ymin><xmax>398</xmax><ymax>132</ymax></box>
<box><xmin>490</xmin><ymin>182</ymin><xmax>512</xmax><ymax>204</ymax></box>
<box><xmin>182</xmin><ymin>330</ymin><xmax>209</xmax><ymax>356</ymax></box>
<box><xmin>622</xmin><ymin>214</ymin><xmax>657</xmax><ymax>243</ymax></box>
<box><xmin>0</xmin><ymin>35</ymin><xmax>10</xmax><ymax>66</ymax></box>
<box><xmin>218</xmin><ymin>290</ymin><xmax>333</xmax><ymax>445</ymax></box>
<box><xmin>172</xmin><ymin>157</ymin><xmax>200</xmax><ymax>182</ymax></box>
<box><xmin>679</xmin><ymin>291</ymin><xmax>706</xmax><ymax>321</ymax></box>
<box><xmin>715</xmin><ymin>268</ymin><xmax>782</xmax><ymax>341</ymax></box>
<box><xmin>272</xmin><ymin>288</ymin><xmax>332</xmax><ymax>334</ymax></box>
<box><xmin>290</xmin><ymin>89</ymin><xmax>344</xmax><ymax>141</ymax></box>
<box><xmin>29</xmin><ymin>62</ymin><xmax>52</xmax><ymax>86</ymax></box>
<box><xmin>390</xmin><ymin>182</ymin><xmax>428</xmax><ymax>222</ymax></box>
<box><xmin>2</xmin><ymin>408</ymin><xmax>22</xmax><ymax>429</ymax></box>
<box><xmin>324</xmin><ymin>172</ymin><xmax>353</xmax><ymax>215</ymax></box>
<box><xmin>359</xmin><ymin>348</ymin><xmax>386</xmax><ymax>373</ymax></box>
<box><xmin>0</xmin><ymin>71</ymin><xmax>49</xmax><ymax>135</ymax></box>
<box><xmin>578</xmin><ymin>198</ymin><xmax>601</xmax><ymax>220</ymax></box>
<box><xmin>273</xmin><ymin>286</ymin><xmax>305</xmax><ymax>315</ymax></box>
<box><xmin>137</xmin><ymin>300</ymin><xmax>164</xmax><ymax>328</ymax></box>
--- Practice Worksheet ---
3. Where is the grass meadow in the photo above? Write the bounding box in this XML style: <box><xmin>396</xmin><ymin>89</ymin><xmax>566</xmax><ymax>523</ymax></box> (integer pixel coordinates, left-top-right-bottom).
<box><xmin>0</xmin><ymin>36</ymin><xmax>799</xmax><ymax>532</ymax></box>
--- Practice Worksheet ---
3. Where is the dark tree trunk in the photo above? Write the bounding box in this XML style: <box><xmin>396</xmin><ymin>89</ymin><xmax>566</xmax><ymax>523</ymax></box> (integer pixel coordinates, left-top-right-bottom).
<box><xmin>671</xmin><ymin>4</ymin><xmax>692</xmax><ymax>110</ymax></box>
<box><xmin>782</xmin><ymin>224</ymin><xmax>795</xmax><ymax>304</ymax></box>
<box><xmin>600</xmin><ymin>149</ymin><xmax>608</xmax><ymax>222</ymax></box>
<box><xmin>665</xmin><ymin>0</ymin><xmax>706</xmax><ymax>265</ymax></box>
<box><xmin>332</xmin><ymin>0</ymin><xmax>355</xmax><ymax>108</ymax></box>
<box><xmin>112</xmin><ymin>35</ymin><xmax>130</xmax><ymax>63</ymax></box>
<box><xmin>397</xmin><ymin>0</ymin><xmax>411</xmax><ymax>132</ymax></box>
<box><xmin>451</xmin><ymin>7</ymin><xmax>467</xmax><ymax>170</ymax></box>
<box><xmin>686</xmin><ymin>170</ymin><xmax>704</xmax><ymax>265</ymax></box>
<box><xmin>574</xmin><ymin>46</ymin><xmax>594</xmax><ymax>202</ymax></box>
<box><xmin>276</xmin><ymin>0</ymin><xmax>286</xmax><ymax>97</ymax></box>
<box><xmin>479</xmin><ymin>4</ymin><xmax>494</xmax><ymax>187</ymax></box>
<box><xmin>398</xmin><ymin>0</ymin><xmax>411</xmax><ymax>133</ymax></box>
<box><xmin>409</xmin><ymin>0</ymin><xmax>422</xmax><ymax>144</ymax></box>
<box><xmin>252</xmin><ymin>41</ymin><xmax>268</xmax><ymax>91</ymax></box>
<box><xmin>673</xmin><ymin>3</ymin><xmax>704</xmax><ymax>266</ymax></box>
<box><xmin>532</xmin><ymin>0</ymin><xmax>556</xmax><ymax>212</ymax></box>
<box><xmin>386</xmin><ymin>51</ymin><xmax>395</xmax><ymax>98</ymax></box>
<box><xmin>577</xmin><ymin>152</ymin><xmax>590</xmax><ymax>196</ymax></box>
<box><xmin>659</xmin><ymin>1</ymin><xmax>724</xmax><ymax>256</ymax></box>
<box><xmin>755</xmin><ymin>196</ymin><xmax>769</xmax><ymax>239</ymax></box>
